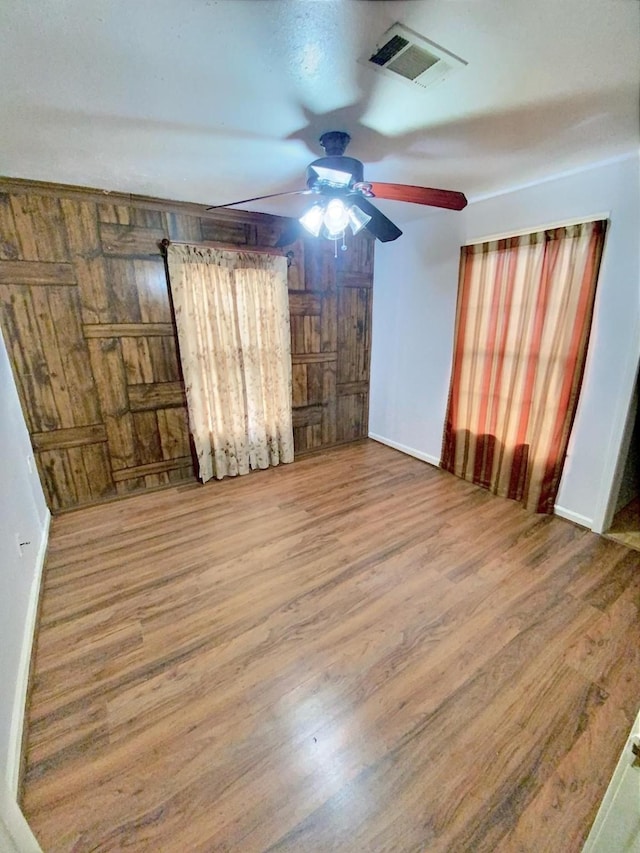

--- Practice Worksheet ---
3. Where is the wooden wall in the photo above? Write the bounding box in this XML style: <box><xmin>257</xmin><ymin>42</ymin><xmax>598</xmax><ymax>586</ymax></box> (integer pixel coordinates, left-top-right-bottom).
<box><xmin>0</xmin><ymin>179</ymin><xmax>374</xmax><ymax>512</ymax></box>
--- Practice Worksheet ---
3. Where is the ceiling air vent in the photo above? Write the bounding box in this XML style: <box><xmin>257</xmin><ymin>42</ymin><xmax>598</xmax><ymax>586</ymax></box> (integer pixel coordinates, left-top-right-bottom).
<box><xmin>362</xmin><ymin>23</ymin><xmax>467</xmax><ymax>90</ymax></box>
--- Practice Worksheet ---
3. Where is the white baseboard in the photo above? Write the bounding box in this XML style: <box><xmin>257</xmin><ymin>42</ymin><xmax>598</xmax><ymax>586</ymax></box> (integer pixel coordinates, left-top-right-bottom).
<box><xmin>0</xmin><ymin>781</ymin><xmax>43</xmax><ymax>852</ymax></box>
<box><xmin>368</xmin><ymin>433</ymin><xmax>441</xmax><ymax>468</ymax></box>
<box><xmin>6</xmin><ymin>511</ymin><xmax>50</xmax><ymax>797</ymax></box>
<box><xmin>582</xmin><ymin>709</ymin><xmax>640</xmax><ymax>851</ymax></box>
<box><xmin>553</xmin><ymin>504</ymin><xmax>593</xmax><ymax>529</ymax></box>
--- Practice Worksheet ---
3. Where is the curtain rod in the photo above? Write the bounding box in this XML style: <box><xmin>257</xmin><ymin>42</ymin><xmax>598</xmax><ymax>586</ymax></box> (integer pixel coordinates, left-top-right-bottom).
<box><xmin>160</xmin><ymin>237</ymin><xmax>293</xmax><ymax>262</ymax></box>
<box><xmin>463</xmin><ymin>212</ymin><xmax>610</xmax><ymax>246</ymax></box>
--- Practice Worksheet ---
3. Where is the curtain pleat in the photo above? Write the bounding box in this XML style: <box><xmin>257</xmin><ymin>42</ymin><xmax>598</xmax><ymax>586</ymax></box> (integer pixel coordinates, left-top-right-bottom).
<box><xmin>441</xmin><ymin>220</ymin><xmax>607</xmax><ymax>513</ymax></box>
<box><xmin>166</xmin><ymin>244</ymin><xmax>294</xmax><ymax>482</ymax></box>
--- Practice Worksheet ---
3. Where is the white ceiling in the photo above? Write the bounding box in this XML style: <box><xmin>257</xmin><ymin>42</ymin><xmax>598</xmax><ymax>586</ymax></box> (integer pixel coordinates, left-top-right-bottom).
<box><xmin>1</xmin><ymin>0</ymin><xmax>639</xmax><ymax>223</ymax></box>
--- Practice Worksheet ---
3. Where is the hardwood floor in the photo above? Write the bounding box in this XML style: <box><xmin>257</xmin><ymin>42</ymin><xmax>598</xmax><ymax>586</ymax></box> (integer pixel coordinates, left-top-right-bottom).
<box><xmin>22</xmin><ymin>440</ymin><xmax>640</xmax><ymax>852</ymax></box>
<box><xmin>606</xmin><ymin>496</ymin><xmax>640</xmax><ymax>551</ymax></box>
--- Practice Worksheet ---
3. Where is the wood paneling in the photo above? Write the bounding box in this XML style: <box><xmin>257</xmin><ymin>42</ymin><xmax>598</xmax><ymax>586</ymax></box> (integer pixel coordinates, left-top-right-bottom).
<box><xmin>21</xmin><ymin>441</ymin><xmax>640</xmax><ymax>852</ymax></box>
<box><xmin>38</xmin><ymin>442</ymin><xmax>114</xmax><ymax>507</ymax></box>
<box><xmin>0</xmin><ymin>178</ymin><xmax>375</xmax><ymax>510</ymax></box>
<box><xmin>61</xmin><ymin>198</ymin><xmax>112</xmax><ymax>325</ymax></box>
<box><xmin>111</xmin><ymin>455</ymin><xmax>193</xmax><ymax>482</ymax></box>
<box><xmin>337</xmin><ymin>286</ymin><xmax>371</xmax><ymax>383</ymax></box>
<box><xmin>291</xmin><ymin>236</ymin><xmax>373</xmax><ymax>454</ymax></box>
<box><xmin>83</xmin><ymin>322</ymin><xmax>175</xmax><ymax>338</ymax></box>
<box><xmin>291</xmin><ymin>351</ymin><xmax>337</xmax><ymax>364</ymax></box>
<box><xmin>128</xmin><ymin>381</ymin><xmax>186</xmax><ymax>412</ymax></box>
<box><xmin>9</xmin><ymin>194</ymin><xmax>70</xmax><ymax>262</ymax></box>
<box><xmin>336</xmin><ymin>392</ymin><xmax>369</xmax><ymax>443</ymax></box>
<box><xmin>292</xmin><ymin>404</ymin><xmax>324</xmax><ymax>428</ymax></box>
<box><xmin>0</xmin><ymin>261</ymin><xmax>76</xmax><ymax>286</ymax></box>
<box><xmin>31</xmin><ymin>424</ymin><xmax>107</xmax><ymax>451</ymax></box>
<box><xmin>99</xmin><ymin>223</ymin><xmax>166</xmax><ymax>257</ymax></box>
<box><xmin>288</xmin><ymin>292</ymin><xmax>322</xmax><ymax>315</ymax></box>
<box><xmin>200</xmin><ymin>218</ymin><xmax>255</xmax><ymax>246</ymax></box>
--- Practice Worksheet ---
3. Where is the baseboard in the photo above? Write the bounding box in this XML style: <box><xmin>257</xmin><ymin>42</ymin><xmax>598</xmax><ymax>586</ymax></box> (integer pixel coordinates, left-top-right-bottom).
<box><xmin>553</xmin><ymin>505</ymin><xmax>593</xmax><ymax>529</ymax></box>
<box><xmin>368</xmin><ymin>433</ymin><xmax>441</xmax><ymax>468</ymax></box>
<box><xmin>6</xmin><ymin>511</ymin><xmax>50</xmax><ymax>798</ymax></box>
<box><xmin>582</xmin><ymin>708</ymin><xmax>640</xmax><ymax>851</ymax></box>
<box><xmin>0</xmin><ymin>782</ymin><xmax>43</xmax><ymax>852</ymax></box>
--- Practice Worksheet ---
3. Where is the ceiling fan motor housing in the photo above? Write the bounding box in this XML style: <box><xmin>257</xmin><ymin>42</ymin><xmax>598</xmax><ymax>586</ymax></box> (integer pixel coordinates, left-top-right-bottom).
<box><xmin>319</xmin><ymin>131</ymin><xmax>351</xmax><ymax>156</ymax></box>
<box><xmin>306</xmin><ymin>156</ymin><xmax>365</xmax><ymax>190</ymax></box>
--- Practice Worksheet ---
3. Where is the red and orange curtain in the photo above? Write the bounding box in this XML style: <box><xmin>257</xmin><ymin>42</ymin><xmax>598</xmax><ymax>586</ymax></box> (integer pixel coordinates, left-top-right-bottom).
<box><xmin>441</xmin><ymin>220</ymin><xmax>607</xmax><ymax>513</ymax></box>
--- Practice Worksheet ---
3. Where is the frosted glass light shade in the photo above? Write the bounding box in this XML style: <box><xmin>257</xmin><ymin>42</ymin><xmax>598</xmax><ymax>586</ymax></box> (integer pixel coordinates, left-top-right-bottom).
<box><xmin>299</xmin><ymin>204</ymin><xmax>324</xmax><ymax>237</ymax></box>
<box><xmin>300</xmin><ymin>198</ymin><xmax>372</xmax><ymax>241</ymax></box>
<box><xmin>348</xmin><ymin>205</ymin><xmax>371</xmax><ymax>235</ymax></box>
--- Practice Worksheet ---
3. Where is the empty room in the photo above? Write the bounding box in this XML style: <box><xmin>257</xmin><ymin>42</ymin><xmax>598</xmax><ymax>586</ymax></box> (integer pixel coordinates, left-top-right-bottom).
<box><xmin>1</xmin><ymin>1</ymin><xmax>639</xmax><ymax>851</ymax></box>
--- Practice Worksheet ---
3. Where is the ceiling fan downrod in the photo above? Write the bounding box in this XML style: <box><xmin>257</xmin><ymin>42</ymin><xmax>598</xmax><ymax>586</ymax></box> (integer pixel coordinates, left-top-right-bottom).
<box><xmin>319</xmin><ymin>131</ymin><xmax>351</xmax><ymax>157</ymax></box>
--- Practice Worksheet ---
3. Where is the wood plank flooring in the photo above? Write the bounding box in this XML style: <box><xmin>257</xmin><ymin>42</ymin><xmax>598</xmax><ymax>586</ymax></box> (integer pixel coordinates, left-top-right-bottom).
<box><xmin>606</xmin><ymin>495</ymin><xmax>640</xmax><ymax>551</ymax></box>
<box><xmin>21</xmin><ymin>440</ymin><xmax>640</xmax><ymax>852</ymax></box>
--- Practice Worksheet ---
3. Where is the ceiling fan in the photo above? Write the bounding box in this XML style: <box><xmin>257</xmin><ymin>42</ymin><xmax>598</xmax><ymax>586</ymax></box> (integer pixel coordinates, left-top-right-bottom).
<box><xmin>206</xmin><ymin>131</ymin><xmax>467</xmax><ymax>246</ymax></box>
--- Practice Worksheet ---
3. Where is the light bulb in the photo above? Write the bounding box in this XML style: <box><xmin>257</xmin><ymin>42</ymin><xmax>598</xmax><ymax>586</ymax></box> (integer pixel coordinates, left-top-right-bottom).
<box><xmin>323</xmin><ymin>198</ymin><xmax>349</xmax><ymax>237</ymax></box>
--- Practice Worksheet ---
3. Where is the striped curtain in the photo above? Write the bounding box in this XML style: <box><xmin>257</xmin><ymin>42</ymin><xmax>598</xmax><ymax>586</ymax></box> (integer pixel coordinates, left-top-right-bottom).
<box><xmin>441</xmin><ymin>220</ymin><xmax>607</xmax><ymax>513</ymax></box>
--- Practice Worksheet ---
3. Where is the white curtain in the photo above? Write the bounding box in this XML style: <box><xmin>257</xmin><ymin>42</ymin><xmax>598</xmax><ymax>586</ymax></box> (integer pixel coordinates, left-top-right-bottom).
<box><xmin>166</xmin><ymin>244</ymin><xmax>294</xmax><ymax>482</ymax></box>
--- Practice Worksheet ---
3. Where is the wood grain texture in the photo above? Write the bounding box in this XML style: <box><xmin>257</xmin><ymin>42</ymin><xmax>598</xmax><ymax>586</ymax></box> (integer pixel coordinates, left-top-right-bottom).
<box><xmin>292</xmin><ymin>403</ymin><xmax>324</xmax><ymax>427</ymax></box>
<box><xmin>111</xmin><ymin>455</ymin><xmax>193</xmax><ymax>482</ymax></box>
<box><xmin>0</xmin><ymin>192</ymin><xmax>20</xmax><ymax>259</ymax></box>
<box><xmin>83</xmin><ymin>323</ymin><xmax>175</xmax><ymax>338</ymax></box>
<box><xmin>0</xmin><ymin>178</ymin><xmax>375</xmax><ymax>510</ymax></box>
<box><xmin>60</xmin><ymin>198</ymin><xmax>112</xmax><ymax>325</ymax></box>
<box><xmin>0</xmin><ymin>177</ymin><xmax>296</xmax><ymax>224</ymax></box>
<box><xmin>127</xmin><ymin>381</ymin><xmax>186</xmax><ymax>412</ymax></box>
<box><xmin>288</xmin><ymin>292</ymin><xmax>322</xmax><ymax>315</ymax></box>
<box><xmin>291</xmin><ymin>351</ymin><xmax>337</xmax><ymax>364</ymax></box>
<box><xmin>606</xmin><ymin>496</ymin><xmax>640</xmax><ymax>551</ymax></box>
<box><xmin>99</xmin><ymin>223</ymin><xmax>167</xmax><ymax>257</ymax></box>
<box><xmin>21</xmin><ymin>441</ymin><xmax>640</xmax><ymax>852</ymax></box>
<box><xmin>291</xmin><ymin>237</ymin><xmax>373</xmax><ymax>454</ymax></box>
<box><xmin>31</xmin><ymin>424</ymin><xmax>107</xmax><ymax>451</ymax></box>
<box><xmin>9</xmin><ymin>194</ymin><xmax>70</xmax><ymax>262</ymax></box>
<box><xmin>0</xmin><ymin>260</ymin><xmax>76</xmax><ymax>285</ymax></box>
<box><xmin>87</xmin><ymin>337</ymin><xmax>137</xmax><ymax>472</ymax></box>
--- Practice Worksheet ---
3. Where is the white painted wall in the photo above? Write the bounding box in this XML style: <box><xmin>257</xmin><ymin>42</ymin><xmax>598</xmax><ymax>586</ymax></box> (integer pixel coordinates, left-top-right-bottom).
<box><xmin>370</xmin><ymin>154</ymin><xmax>640</xmax><ymax>530</ymax></box>
<box><xmin>369</xmin><ymin>209</ymin><xmax>463</xmax><ymax>466</ymax></box>
<box><xmin>0</xmin><ymin>330</ymin><xmax>49</xmax><ymax>795</ymax></box>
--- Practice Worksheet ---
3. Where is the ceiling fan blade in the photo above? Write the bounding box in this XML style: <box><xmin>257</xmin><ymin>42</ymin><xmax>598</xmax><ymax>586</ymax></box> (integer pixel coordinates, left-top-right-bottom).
<box><xmin>274</xmin><ymin>222</ymin><xmax>301</xmax><ymax>248</ymax></box>
<box><xmin>369</xmin><ymin>182</ymin><xmax>468</xmax><ymax>211</ymax></box>
<box><xmin>206</xmin><ymin>189</ymin><xmax>310</xmax><ymax>211</ymax></box>
<box><xmin>350</xmin><ymin>196</ymin><xmax>402</xmax><ymax>243</ymax></box>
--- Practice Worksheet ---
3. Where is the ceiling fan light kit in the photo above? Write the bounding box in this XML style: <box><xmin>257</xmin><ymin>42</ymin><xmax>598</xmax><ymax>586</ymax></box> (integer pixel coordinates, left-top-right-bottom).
<box><xmin>295</xmin><ymin>130</ymin><xmax>466</xmax><ymax>249</ymax></box>
<box><xmin>299</xmin><ymin>197</ymin><xmax>372</xmax><ymax>253</ymax></box>
<box><xmin>298</xmin><ymin>132</ymin><xmax>373</xmax><ymax>250</ymax></box>
<box><xmin>207</xmin><ymin>129</ymin><xmax>467</xmax><ymax>252</ymax></box>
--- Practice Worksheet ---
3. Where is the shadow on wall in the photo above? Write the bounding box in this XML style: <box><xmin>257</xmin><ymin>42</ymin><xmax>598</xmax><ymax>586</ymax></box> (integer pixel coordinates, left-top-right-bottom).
<box><xmin>615</xmin><ymin>375</ymin><xmax>640</xmax><ymax>513</ymax></box>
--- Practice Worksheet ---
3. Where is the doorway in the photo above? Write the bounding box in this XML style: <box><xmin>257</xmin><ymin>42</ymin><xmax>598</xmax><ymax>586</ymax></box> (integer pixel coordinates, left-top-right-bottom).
<box><xmin>605</xmin><ymin>374</ymin><xmax>640</xmax><ymax>550</ymax></box>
